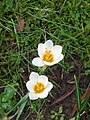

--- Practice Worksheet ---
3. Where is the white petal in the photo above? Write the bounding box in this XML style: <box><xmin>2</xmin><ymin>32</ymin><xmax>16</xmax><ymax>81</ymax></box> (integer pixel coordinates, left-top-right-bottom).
<box><xmin>26</xmin><ymin>81</ymin><xmax>35</xmax><ymax>92</ymax></box>
<box><xmin>29</xmin><ymin>72</ymin><xmax>39</xmax><ymax>82</ymax></box>
<box><xmin>44</xmin><ymin>40</ymin><xmax>53</xmax><ymax>50</ymax></box>
<box><xmin>32</xmin><ymin>57</ymin><xmax>45</xmax><ymax>67</ymax></box>
<box><xmin>43</xmin><ymin>61</ymin><xmax>55</xmax><ymax>66</ymax></box>
<box><xmin>38</xmin><ymin>89</ymin><xmax>49</xmax><ymax>98</ymax></box>
<box><xmin>38</xmin><ymin>82</ymin><xmax>53</xmax><ymax>99</ymax></box>
<box><xmin>46</xmin><ymin>82</ymin><xmax>53</xmax><ymax>92</ymax></box>
<box><xmin>38</xmin><ymin>43</ymin><xmax>46</xmax><ymax>58</ymax></box>
<box><xmin>38</xmin><ymin>75</ymin><xmax>48</xmax><ymax>87</ymax></box>
<box><xmin>43</xmin><ymin>54</ymin><xmax>64</xmax><ymax>66</ymax></box>
<box><xmin>55</xmin><ymin>54</ymin><xmax>64</xmax><ymax>63</ymax></box>
<box><xmin>28</xmin><ymin>92</ymin><xmax>38</xmax><ymax>100</ymax></box>
<box><xmin>52</xmin><ymin>45</ymin><xmax>62</xmax><ymax>60</ymax></box>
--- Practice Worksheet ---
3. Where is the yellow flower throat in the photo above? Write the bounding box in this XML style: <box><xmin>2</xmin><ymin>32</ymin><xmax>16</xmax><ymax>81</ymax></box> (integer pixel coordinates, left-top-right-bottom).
<box><xmin>42</xmin><ymin>49</ymin><xmax>54</xmax><ymax>62</ymax></box>
<box><xmin>34</xmin><ymin>83</ymin><xmax>45</xmax><ymax>94</ymax></box>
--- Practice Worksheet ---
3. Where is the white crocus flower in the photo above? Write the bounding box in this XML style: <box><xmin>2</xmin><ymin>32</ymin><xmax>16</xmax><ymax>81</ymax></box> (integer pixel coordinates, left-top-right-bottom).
<box><xmin>32</xmin><ymin>40</ymin><xmax>64</xmax><ymax>67</ymax></box>
<box><xmin>26</xmin><ymin>72</ymin><xmax>53</xmax><ymax>100</ymax></box>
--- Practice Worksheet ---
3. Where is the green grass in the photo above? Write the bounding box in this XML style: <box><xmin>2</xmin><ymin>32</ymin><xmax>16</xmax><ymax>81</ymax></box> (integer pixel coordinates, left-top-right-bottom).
<box><xmin>0</xmin><ymin>0</ymin><xmax>90</xmax><ymax>119</ymax></box>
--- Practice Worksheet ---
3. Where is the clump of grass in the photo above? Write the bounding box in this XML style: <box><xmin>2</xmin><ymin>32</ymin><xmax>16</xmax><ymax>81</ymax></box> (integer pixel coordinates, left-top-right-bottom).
<box><xmin>0</xmin><ymin>0</ymin><xmax>90</xmax><ymax>119</ymax></box>
<box><xmin>70</xmin><ymin>75</ymin><xmax>90</xmax><ymax>120</ymax></box>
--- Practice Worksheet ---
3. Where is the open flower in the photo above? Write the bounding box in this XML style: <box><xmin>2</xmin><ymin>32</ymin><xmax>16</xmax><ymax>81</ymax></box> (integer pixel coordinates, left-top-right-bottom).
<box><xmin>26</xmin><ymin>72</ymin><xmax>53</xmax><ymax>100</ymax></box>
<box><xmin>32</xmin><ymin>40</ymin><xmax>64</xmax><ymax>67</ymax></box>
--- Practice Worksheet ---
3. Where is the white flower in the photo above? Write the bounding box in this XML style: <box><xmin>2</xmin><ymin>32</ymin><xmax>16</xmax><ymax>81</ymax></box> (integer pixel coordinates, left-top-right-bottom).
<box><xmin>32</xmin><ymin>40</ymin><xmax>64</xmax><ymax>67</ymax></box>
<box><xmin>26</xmin><ymin>72</ymin><xmax>53</xmax><ymax>100</ymax></box>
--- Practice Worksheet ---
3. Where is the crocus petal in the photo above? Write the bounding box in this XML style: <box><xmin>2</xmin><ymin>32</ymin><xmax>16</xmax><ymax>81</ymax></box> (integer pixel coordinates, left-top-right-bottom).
<box><xmin>32</xmin><ymin>57</ymin><xmax>45</xmax><ymax>67</ymax></box>
<box><xmin>44</xmin><ymin>40</ymin><xmax>53</xmax><ymax>50</ymax></box>
<box><xmin>46</xmin><ymin>82</ymin><xmax>53</xmax><ymax>92</ymax></box>
<box><xmin>43</xmin><ymin>61</ymin><xmax>56</xmax><ymax>66</ymax></box>
<box><xmin>26</xmin><ymin>81</ymin><xmax>35</xmax><ymax>92</ymax></box>
<box><xmin>38</xmin><ymin>89</ymin><xmax>49</xmax><ymax>98</ymax></box>
<box><xmin>55</xmin><ymin>54</ymin><xmax>64</xmax><ymax>63</ymax></box>
<box><xmin>43</xmin><ymin>54</ymin><xmax>64</xmax><ymax>66</ymax></box>
<box><xmin>52</xmin><ymin>45</ymin><xmax>62</xmax><ymax>60</ymax></box>
<box><xmin>28</xmin><ymin>92</ymin><xmax>38</xmax><ymax>100</ymax></box>
<box><xmin>29</xmin><ymin>72</ymin><xmax>39</xmax><ymax>82</ymax></box>
<box><xmin>38</xmin><ymin>43</ymin><xmax>46</xmax><ymax>58</ymax></box>
<box><xmin>38</xmin><ymin>75</ymin><xmax>48</xmax><ymax>87</ymax></box>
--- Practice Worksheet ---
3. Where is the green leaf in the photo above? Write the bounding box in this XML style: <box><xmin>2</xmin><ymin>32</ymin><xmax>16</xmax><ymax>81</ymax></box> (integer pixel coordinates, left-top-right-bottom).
<box><xmin>51</xmin><ymin>115</ymin><xmax>55</xmax><ymax>119</ymax></box>
<box><xmin>60</xmin><ymin>116</ymin><xmax>65</xmax><ymax>120</ymax></box>
<box><xmin>70</xmin><ymin>117</ymin><xmax>75</xmax><ymax>120</ymax></box>
<box><xmin>75</xmin><ymin>112</ymin><xmax>80</xmax><ymax>120</ymax></box>
<box><xmin>74</xmin><ymin>75</ymin><xmax>81</xmax><ymax>120</ymax></box>
<box><xmin>18</xmin><ymin>68</ymin><xmax>24</xmax><ymax>73</ymax></box>
<box><xmin>74</xmin><ymin>75</ymin><xmax>81</xmax><ymax>111</ymax></box>
<box><xmin>5</xmin><ymin>85</ymin><xmax>15</xmax><ymax>96</ymax></box>
<box><xmin>85</xmin><ymin>70</ymin><xmax>90</xmax><ymax>75</ymax></box>
<box><xmin>15</xmin><ymin>56</ymin><xmax>21</xmax><ymax>65</ymax></box>
<box><xmin>16</xmin><ymin>99</ymin><xmax>28</xmax><ymax>120</ymax></box>
<box><xmin>85</xmin><ymin>21</ymin><xmax>90</xmax><ymax>30</ymax></box>
<box><xmin>80</xmin><ymin>94</ymin><xmax>90</xmax><ymax>113</ymax></box>
<box><xmin>2</xmin><ymin>94</ymin><xmax>12</xmax><ymax>102</ymax></box>
<box><xmin>59</xmin><ymin>106</ymin><xmax>63</xmax><ymax>114</ymax></box>
<box><xmin>7</xmin><ymin>93</ymin><xmax>29</xmax><ymax>115</ymax></box>
<box><xmin>51</xmin><ymin>110</ymin><xmax>55</xmax><ymax>114</ymax></box>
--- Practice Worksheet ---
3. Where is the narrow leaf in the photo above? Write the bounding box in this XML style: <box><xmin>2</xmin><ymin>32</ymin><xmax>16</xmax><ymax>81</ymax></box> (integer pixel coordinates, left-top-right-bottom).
<box><xmin>74</xmin><ymin>75</ymin><xmax>81</xmax><ymax>120</ymax></box>
<box><xmin>7</xmin><ymin>93</ymin><xmax>29</xmax><ymax>115</ymax></box>
<box><xmin>71</xmin><ymin>87</ymin><xmax>90</xmax><ymax>117</ymax></box>
<box><xmin>74</xmin><ymin>75</ymin><xmax>81</xmax><ymax>111</ymax></box>
<box><xmin>16</xmin><ymin>99</ymin><xmax>28</xmax><ymax>120</ymax></box>
<box><xmin>80</xmin><ymin>94</ymin><xmax>90</xmax><ymax>113</ymax></box>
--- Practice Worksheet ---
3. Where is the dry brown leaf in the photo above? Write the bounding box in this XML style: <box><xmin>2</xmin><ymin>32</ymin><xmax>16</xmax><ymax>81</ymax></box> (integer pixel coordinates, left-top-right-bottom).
<box><xmin>16</xmin><ymin>19</ymin><xmax>24</xmax><ymax>32</ymax></box>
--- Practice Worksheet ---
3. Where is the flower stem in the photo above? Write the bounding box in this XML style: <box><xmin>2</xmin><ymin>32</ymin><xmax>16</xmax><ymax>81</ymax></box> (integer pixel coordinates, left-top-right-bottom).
<box><xmin>38</xmin><ymin>65</ymin><xmax>48</xmax><ymax>74</ymax></box>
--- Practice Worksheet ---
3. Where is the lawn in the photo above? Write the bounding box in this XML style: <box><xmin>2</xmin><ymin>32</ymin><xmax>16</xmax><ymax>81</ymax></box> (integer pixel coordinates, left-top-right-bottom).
<box><xmin>0</xmin><ymin>0</ymin><xmax>90</xmax><ymax>120</ymax></box>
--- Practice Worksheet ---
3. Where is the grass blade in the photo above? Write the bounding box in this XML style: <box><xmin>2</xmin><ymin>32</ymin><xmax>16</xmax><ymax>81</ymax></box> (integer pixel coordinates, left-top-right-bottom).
<box><xmin>16</xmin><ymin>99</ymin><xmax>28</xmax><ymax>120</ymax></box>
<box><xmin>7</xmin><ymin>93</ymin><xmax>29</xmax><ymax>115</ymax></box>
<box><xmin>80</xmin><ymin>94</ymin><xmax>90</xmax><ymax>113</ymax></box>
<box><xmin>74</xmin><ymin>75</ymin><xmax>81</xmax><ymax>120</ymax></box>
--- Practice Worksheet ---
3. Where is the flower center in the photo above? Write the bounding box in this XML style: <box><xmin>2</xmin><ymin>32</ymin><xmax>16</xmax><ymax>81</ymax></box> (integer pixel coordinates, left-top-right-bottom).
<box><xmin>42</xmin><ymin>49</ymin><xmax>54</xmax><ymax>62</ymax></box>
<box><xmin>34</xmin><ymin>83</ymin><xmax>45</xmax><ymax>94</ymax></box>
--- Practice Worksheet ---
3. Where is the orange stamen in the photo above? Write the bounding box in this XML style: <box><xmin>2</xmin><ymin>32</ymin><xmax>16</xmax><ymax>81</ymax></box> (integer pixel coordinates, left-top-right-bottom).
<box><xmin>42</xmin><ymin>48</ymin><xmax>54</xmax><ymax>62</ymax></box>
<box><xmin>34</xmin><ymin>83</ymin><xmax>45</xmax><ymax>94</ymax></box>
